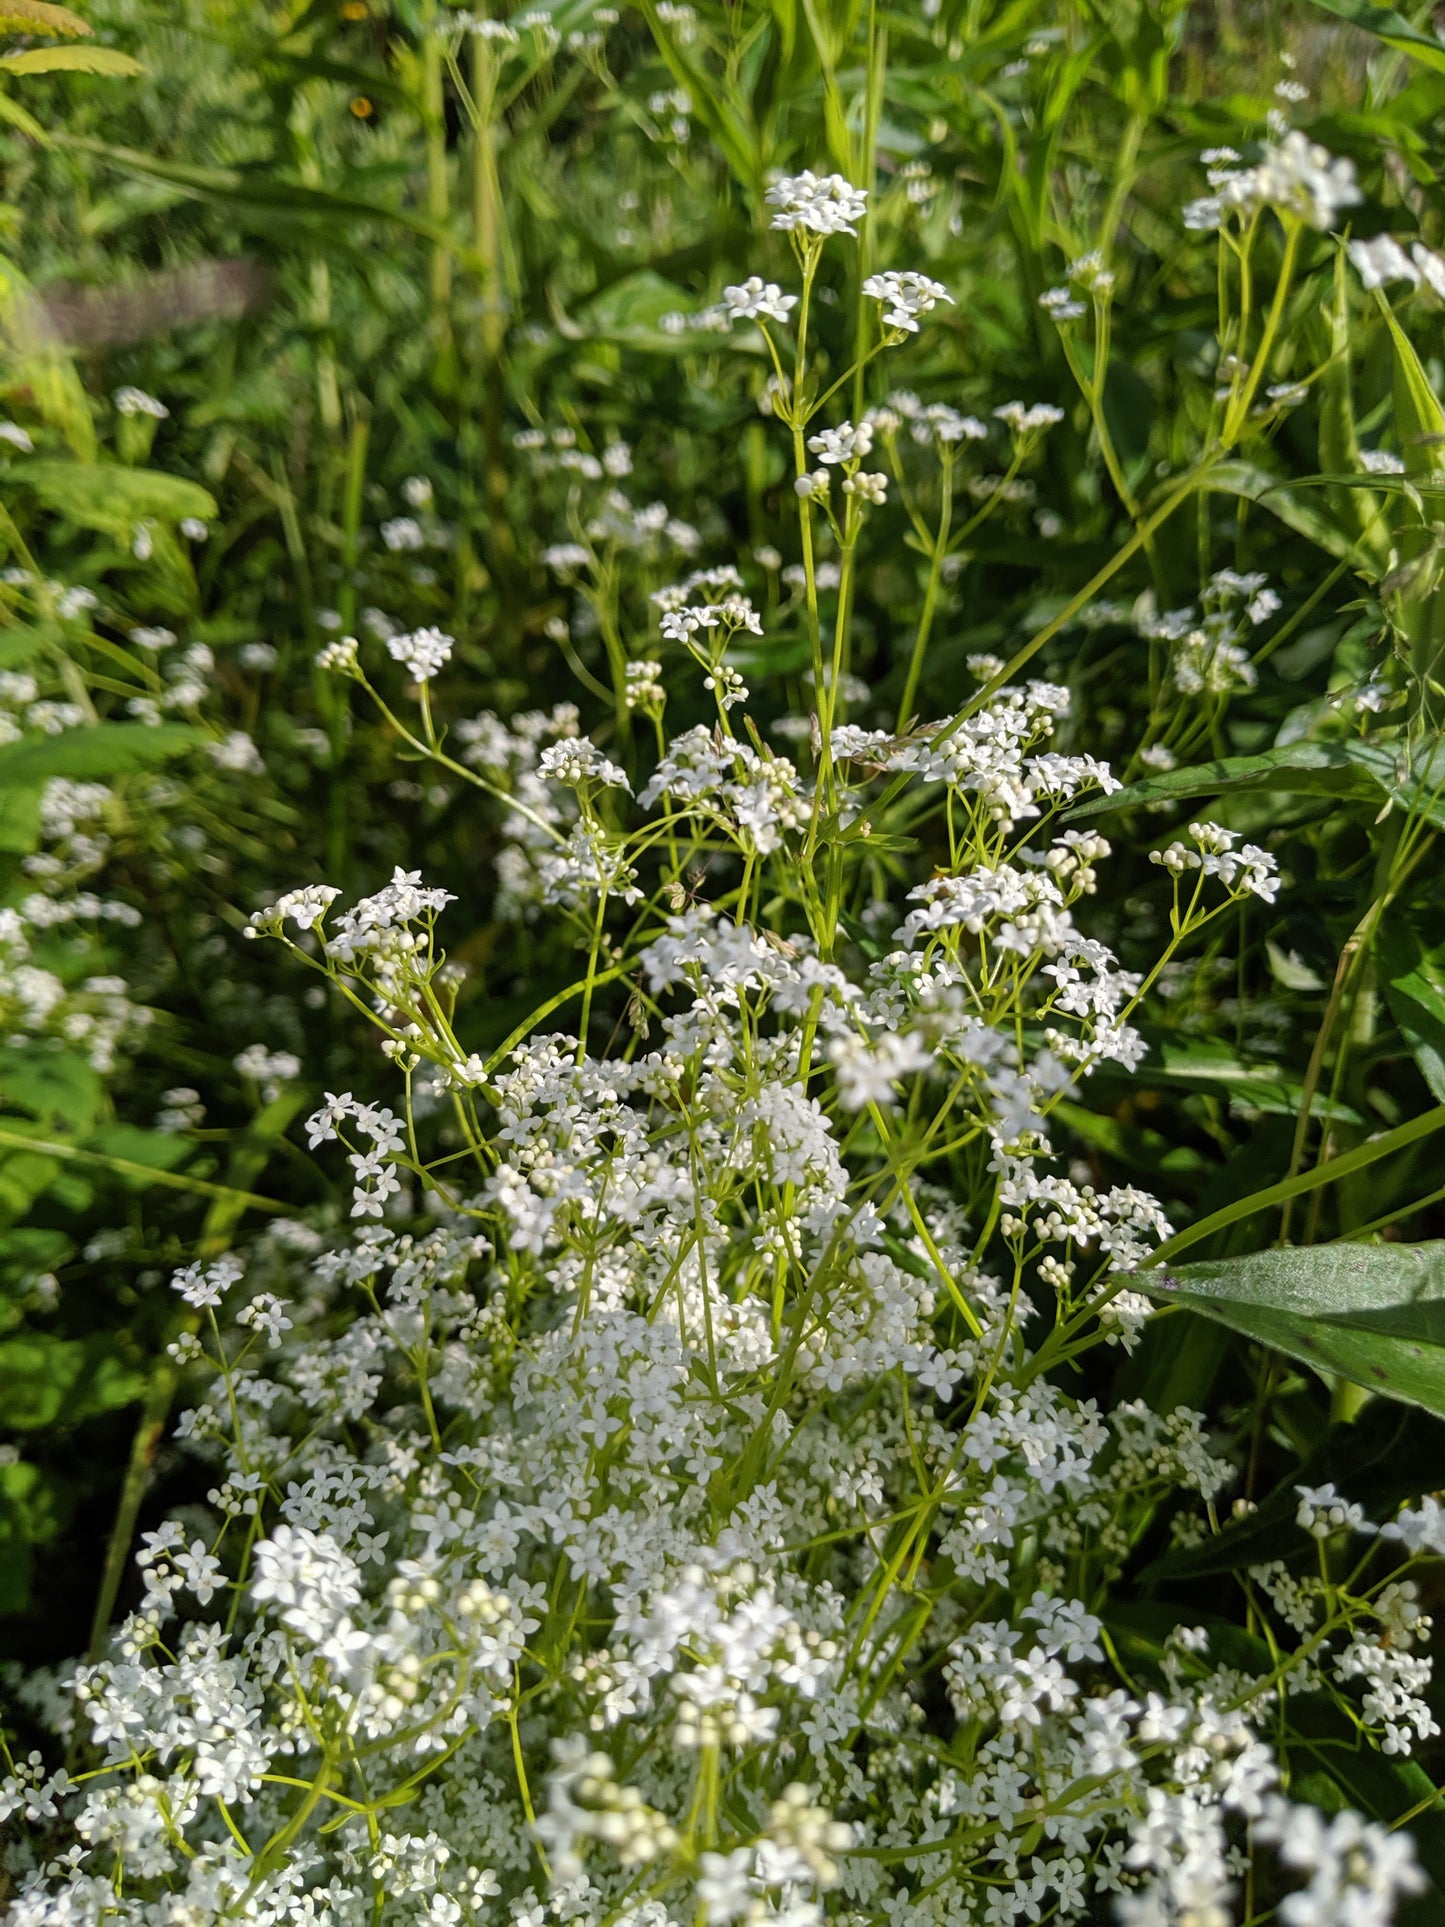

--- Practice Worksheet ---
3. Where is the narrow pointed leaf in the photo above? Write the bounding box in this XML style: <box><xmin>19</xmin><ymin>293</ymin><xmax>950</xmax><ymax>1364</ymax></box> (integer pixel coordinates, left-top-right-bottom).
<box><xmin>1149</xmin><ymin>1241</ymin><xmax>1445</xmax><ymax>1417</ymax></box>
<box><xmin>0</xmin><ymin>45</ymin><xmax>141</xmax><ymax>75</ymax></box>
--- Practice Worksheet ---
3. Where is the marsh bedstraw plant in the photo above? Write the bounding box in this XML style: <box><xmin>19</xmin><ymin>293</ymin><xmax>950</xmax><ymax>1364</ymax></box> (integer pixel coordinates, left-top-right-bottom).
<box><xmin>5</xmin><ymin>123</ymin><xmax>1445</xmax><ymax>1927</ymax></box>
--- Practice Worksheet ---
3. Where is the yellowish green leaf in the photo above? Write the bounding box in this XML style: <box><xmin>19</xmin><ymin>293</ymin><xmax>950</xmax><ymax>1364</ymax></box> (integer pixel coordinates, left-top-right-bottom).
<box><xmin>0</xmin><ymin>44</ymin><xmax>141</xmax><ymax>75</ymax></box>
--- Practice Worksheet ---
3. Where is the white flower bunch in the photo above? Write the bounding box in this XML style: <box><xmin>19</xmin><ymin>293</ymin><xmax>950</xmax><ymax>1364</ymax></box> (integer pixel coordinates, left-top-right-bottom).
<box><xmin>388</xmin><ymin>625</ymin><xmax>456</xmax><ymax>683</ymax></box>
<box><xmin>1185</xmin><ymin>129</ymin><xmax>1362</xmax><ymax>232</ymax></box>
<box><xmin>9</xmin><ymin>144</ymin><xmax>1441</xmax><ymax>1927</ymax></box>
<box><xmin>861</xmin><ymin>269</ymin><xmax>952</xmax><ymax>333</ymax></box>
<box><xmin>765</xmin><ymin>170</ymin><xmax>868</xmax><ymax>237</ymax></box>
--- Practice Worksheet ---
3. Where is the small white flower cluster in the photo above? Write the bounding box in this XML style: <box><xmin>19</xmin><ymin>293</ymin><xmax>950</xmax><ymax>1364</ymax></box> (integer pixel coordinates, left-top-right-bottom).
<box><xmin>1137</xmin><ymin>570</ymin><xmax>1276</xmax><ymax>699</ymax></box>
<box><xmin>1039</xmin><ymin>250</ymin><xmax>1116</xmax><ymax>322</ymax></box>
<box><xmin>1348</xmin><ymin>230</ymin><xmax>1445</xmax><ymax>296</ymax></box>
<box><xmin>721</xmin><ymin>276</ymin><xmax>798</xmax><ymax>324</ymax></box>
<box><xmin>234</xmin><ymin>1042</ymin><xmax>303</xmax><ymax>1101</ymax></box>
<box><xmin>306</xmin><ymin>1090</ymin><xmax>408</xmax><ymax>1218</ymax></box>
<box><xmin>765</xmin><ymin>169</ymin><xmax>868</xmax><ymax>237</ymax></box>
<box><xmin>388</xmin><ymin>625</ymin><xmax>456</xmax><ymax>683</ymax></box>
<box><xmin>538</xmin><ymin>737</ymin><xmax>631</xmax><ymax>792</ymax></box>
<box><xmin>868</xmin><ymin>390</ymin><xmax>988</xmax><ymax>446</ymax></box>
<box><xmin>0</xmin><ymin>904</ymin><xmax>149</xmax><ymax>1074</ymax></box>
<box><xmin>1185</xmin><ymin>130</ymin><xmax>1362</xmax><ymax>232</ymax></box>
<box><xmin>995</xmin><ymin>399</ymin><xmax>1066</xmax><ymax>436</ymax></box>
<box><xmin>861</xmin><ymin>268</ymin><xmax>952</xmax><ymax>333</ymax></box>
<box><xmin>113</xmin><ymin>385</ymin><xmax>169</xmax><ymax>419</ymax></box>
<box><xmin>1149</xmin><ymin>822</ymin><xmax>1280</xmax><ymax>902</ymax></box>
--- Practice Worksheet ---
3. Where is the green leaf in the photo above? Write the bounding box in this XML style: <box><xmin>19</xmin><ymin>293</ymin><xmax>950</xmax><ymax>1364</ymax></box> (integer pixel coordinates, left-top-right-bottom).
<box><xmin>1069</xmin><ymin>738</ymin><xmax>1445</xmax><ymax>830</ymax></box>
<box><xmin>1207</xmin><ymin>459</ymin><xmax>1369</xmax><ymax>565</ymax></box>
<box><xmin>82</xmin><ymin>1124</ymin><xmax>196</xmax><ymax>1182</ymax></box>
<box><xmin>1149</xmin><ymin>1241</ymin><xmax>1445</xmax><ymax>1417</ymax></box>
<box><xmin>0</xmin><ymin>721</ymin><xmax>200</xmax><ymax>787</ymax></box>
<box><xmin>1378</xmin><ymin>294</ymin><xmax>1445</xmax><ymax>478</ymax></box>
<box><xmin>0</xmin><ymin>45</ymin><xmax>142</xmax><ymax>76</ymax></box>
<box><xmin>0</xmin><ymin>1331</ymin><xmax>144</xmax><ymax>1430</ymax></box>
<box><xmin>1154</xmin><ymin>1040</ymin><xmax>1361</xmax><ymax>1122</ymax></box>
<box><xmin>0</xmin><ymin>1049</ymin><xmax>105</xmax><ymax>1130</ymax></box>
<box><xmin>16</xmin><ymin>459</ymin><xmax>216</xmax><ymax>537</ymax></box>
<box><xmin>52</xmin><ymin>135</ymin><xmax>453</xmax><ymax>246</ymax></box>
<box><xmin>1378</xmin><ymin>903</ymin><xmax>1445</xmax><ymax>1101</ymax></box>
<box><xmin>0</xmin><ymin>1458</ymin><xmax>69</xmax><ymax>1615</ymax></box>
<box><xmin>0</xmin><ymin>84</ymin><xmax>49</xmax><ymax>141</ymax></box>
<box><xmin>1067</xmin><ymin>741</ymin><xmax>1377</xmax><ymax>819</ymax></box>
<box><xmin>1303</xmin><ymin>0</ymin><xmax>1445</xmax><ymax>73</ymax></box>
<box><xmin>0</xmin><ymin>783</ymin><xmax>41</xmax><ymax>852</ymax></box>
<box><xmin>0</xmin><ymin>0</ymin><xmax>92</xmax><ymax>30</ymax></box>
<box><xmin>0</xmin><ymin>624</ymin><xmax>51</xmax><ymax>669</ymax></box>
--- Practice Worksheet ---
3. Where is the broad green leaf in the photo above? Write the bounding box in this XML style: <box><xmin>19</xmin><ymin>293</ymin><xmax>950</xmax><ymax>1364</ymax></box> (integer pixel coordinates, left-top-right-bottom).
<box><xmin>16</xmin><ymin>459</ymin><xmax>216</xmax><ymax>536</ymax></box>
<box><xmin>0</xmin><ymin>1049</ymin><xmax>105</xmax><ymax>1130</ymax></box>
<box><xmin>1149</xmin><ymin>1240</ymin><xmax>1445</xmax><ymax>1417</ymax></box>
<box><xmin>0</xmin><ymin>1127</ymin><xmax>62</xmax><ymax>1225</ymax></box>
<box><xmin>0</xmin><ymin>0</ymin><xmax>91</xmax><ymax>30</ymax></box>
<box><xmin>0</xmin><ymin>625</ymin><xmax>50</xmax><ymax>669</ymax></box>
<box><xmin>1265</xmin><ymin>941</ymin><xmax>1327</xmax><ymax>992</ymax></box>
<box><xmin>0</xmin><ymin>783</ymin><xmax>41</xmax><ymax>852</ymax></box>
<box><xmin>82</xmin><ymin>1124</ymin><xmax>196</xmax><ymax>1182</ymax></box>
<box><xmin>0</xmin><ymin>1458</ymin><xmax>69</xmax><ymax>1615</ymax></box>
<box><xmin>1378</xmin><ymin>903</ymin><xmax>1445</xmax><ymax>1101</ymax></box>
<box><xmin>0</xmin><ymin>45</ymin><xmax>142</xmax><ymax>76</ymax></box>
<box><xmin>1304</xmin><ymin>0</ymin><xmax>1445</xmax><ymax>73</ymax></box>
<box><xmin>1154</xmin><ymin>1040</ymin><xmax>1360</xmax><ymax>1123</ymax></box>
<box><xmin>0</xmin><ymin>1331</ymin><xmax>144</xmax><ymax>1430</ymax></box>
<box><xmin>0</xmin><ymin>722</ymin><xmax>200</xmax><ymax>787</ymax></box>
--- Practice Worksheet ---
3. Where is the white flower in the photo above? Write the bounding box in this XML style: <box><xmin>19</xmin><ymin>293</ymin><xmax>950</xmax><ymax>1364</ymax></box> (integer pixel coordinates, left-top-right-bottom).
<box><xmin>806</xmin><ymin>420</ymin><xmax>874</xmax><ymax>465</ymax></box>
<box><xmin>862</xmin><ymin>269</ymin><xmax>952</xmax><ymax>332</ymax></box>
<box><xmin>1039</xmin><ymin>286</ymin><xmax>1086</xmax><ymax>322</ymax></box>
<box><xmin>113</xmin><ymin>386</ymin><xmax>169</xmax><ymax>419</ymax></box>
<box><xmin>828</xmin><ymin>1029</ymin><xmax>933</xmax><ymax>1109</ymax></box>
<box><xmin>765</xmin><ymin>170</ymin><xmax>868</xmax><ymax>237</ymax></box>
<box><xmin>207</xmin><ymin>730</ymin><xmax>265</xmax><ymax>775</ymax></box>
<box><xmin>995</xmin><ymin>401</ymin><xmax>1065</xmax><ymax>435</ymax></box>
<box><xmin>721</xmin><ymin>277</ymin><xmax>797</xmax><ymax>324</ymax></box>
<box><xmin>538</xmin><ymin>738</ymin><xmax>632</xmax><ymax>791</ymax></box>
<box><xmin>381</xmin><ymin>516</ymin><xmax>426</xmax><ymax>552</ymax></box>
<box><xmin>1191</xmin><ymin>130</ymin><xmax>1361</xmax><ymax>233</ymax></box>
<box><xmin>1347</xmin><ymin>232</ymin><xmax>1419</xmax><ymax>290</ymax></box>
<box><xmin>170</xmin><ymin>1253</ymin><xmax>244</xmax><ymax>1309</ymax></box>
<box><xmin>388</xmin><ymin>626</ymin><xmax>454</xmax><ymax>683</ymax></box>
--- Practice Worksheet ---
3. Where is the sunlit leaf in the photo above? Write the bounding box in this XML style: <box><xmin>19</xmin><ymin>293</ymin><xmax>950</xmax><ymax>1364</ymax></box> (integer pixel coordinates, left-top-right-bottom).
<box><xmin>1148</xmin><ymin>1241</ymin><xmax>1445</xmax><ymax>1417</ymax></box>
<box><xmin>0</xmin><ymin>45</ymin><xmax>142</xmax><ymax>76</ymax></box>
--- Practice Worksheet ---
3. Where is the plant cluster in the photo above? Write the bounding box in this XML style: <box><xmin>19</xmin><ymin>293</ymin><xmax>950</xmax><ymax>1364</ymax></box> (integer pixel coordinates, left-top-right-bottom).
<box><xmin>3</xmin><ymin>1</ymin><xmax>1445</xmax><ymax>1924</ymax></box>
